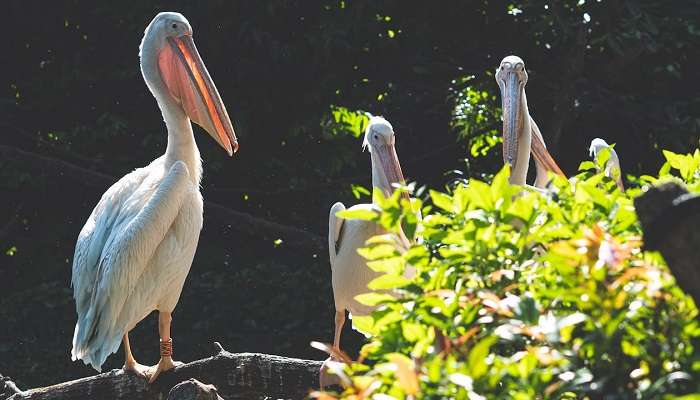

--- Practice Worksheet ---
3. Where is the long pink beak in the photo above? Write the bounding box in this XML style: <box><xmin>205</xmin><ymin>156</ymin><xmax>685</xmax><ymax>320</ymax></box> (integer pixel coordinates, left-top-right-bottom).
<box><xmin>501</xmin><ymin>72</ymin><xmax>525</xmax><ymax>170</ymax></box>
<box><xmin>158</xmin><ymin>34</ymin><xmax>238</xmax><ymax>155</ymax></box>
<box><xmin>376</xmin><ymin>140</ymin><xmax>410</xmax><ymax>202</ymax></box>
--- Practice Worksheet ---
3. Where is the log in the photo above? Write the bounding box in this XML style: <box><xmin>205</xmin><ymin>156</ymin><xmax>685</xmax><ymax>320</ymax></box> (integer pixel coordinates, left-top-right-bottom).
<box><xmin>1</xmin><ymin>374</ymin><xmax>23</xmax><ymax>399</ymax></box>
<box><xmin>4</xmin><ymin>343</ymin><xmax>323</xmax><ymax>400</ymax></box>
<box><xmin>634</xmin><ymin>181</ymin><xmax>700</xmax><ymax>306</ymax></box>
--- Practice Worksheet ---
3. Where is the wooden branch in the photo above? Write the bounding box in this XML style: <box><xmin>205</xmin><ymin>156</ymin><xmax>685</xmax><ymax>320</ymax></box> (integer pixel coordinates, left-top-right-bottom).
<box><xmin>635</xmin><ymin>181</ymin><xmax>700</xmax><ymax>306</ymax></box>
<box><xmin>1</xmin><ymin>374</ymin><xmax>23</xmax><ymax>399</ymax></box>
<box><xmin>5</xmin><ymin>344</ymin><xmax>324</xmax><ymax>400</ymax></box>
<box><xmin>0</xmin><ymin>144</ymin><xmax>325</xmax><ymax>251</ymax></box>
<box><xmin>167</xmin><ymin>379</ymin><xmax>223</xmax><ymax>400</ymax></box>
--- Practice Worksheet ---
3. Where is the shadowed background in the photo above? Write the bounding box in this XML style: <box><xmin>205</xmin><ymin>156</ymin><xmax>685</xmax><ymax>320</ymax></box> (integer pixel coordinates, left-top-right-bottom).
<box><xmin>1</xmin><ymin>0</ymin><xmax>699</xmax><ymax>389</ymax></box>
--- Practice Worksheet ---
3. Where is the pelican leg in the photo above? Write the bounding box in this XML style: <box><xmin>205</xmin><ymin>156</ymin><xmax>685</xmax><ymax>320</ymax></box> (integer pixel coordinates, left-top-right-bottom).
<box><xmin>320</xmin><ymin>310</ymin><xmax>346</xmax><ymax>389</ymax></box>
<box><xmin>333</xmin><ymin>310</ymin><xmax>346</xmax><ymax>352</ymax></box>
<box><xmin>122</xmin><ymin>333</ymin><xmax>149</xmax><ymax>377</ymax></box>
<box><xmin>147</xmin><ymin>312</ymin><xmax>184</xmax><ymax>383</ymax></box>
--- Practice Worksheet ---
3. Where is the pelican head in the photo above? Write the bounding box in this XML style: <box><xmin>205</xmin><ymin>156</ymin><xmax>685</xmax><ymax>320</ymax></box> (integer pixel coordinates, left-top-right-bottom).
<box><xmin>496</xmin><ymin>55</ymin><xmax>531</xmax><ymax>184</ymax></box>
<box><xmin>589</xmin><ymin>138</ymin><xmax>611</xmax><ymax>157</ymax></box>
<box><xmin>363</xmin><ymin>116</ymin><xmax>408</xmax><ymax>200</ymax></box>
<box><xmin>140</xmin><ymin>12</ymin><xmax>238</xmax><ymax>155</ymax></box>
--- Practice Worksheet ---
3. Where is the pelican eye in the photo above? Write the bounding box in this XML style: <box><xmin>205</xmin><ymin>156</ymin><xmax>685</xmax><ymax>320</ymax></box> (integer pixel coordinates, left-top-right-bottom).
<box><xmin>172</xmin><ymin>23</ymin><xmax>178</xmax><ymax>29</ymax></box>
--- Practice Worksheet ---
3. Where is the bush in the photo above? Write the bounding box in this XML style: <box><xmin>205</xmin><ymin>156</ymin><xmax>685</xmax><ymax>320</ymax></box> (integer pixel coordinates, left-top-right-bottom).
<box><xmin>315</xmin><ymin>150</ymin><xmax>700</xmax><ymax>399</ymax></box>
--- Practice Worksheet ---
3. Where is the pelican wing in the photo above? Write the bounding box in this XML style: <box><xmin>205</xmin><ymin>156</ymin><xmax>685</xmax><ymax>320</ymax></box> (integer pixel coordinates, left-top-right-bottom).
<box><xmin>530</xmin><ymin>117</ymin><xmax>565</xmax><ymax>186</ymax></box>
<box><xmin>72</xmin><ymin>166</ymin><xmax>151</xmax><ymax>319</ymax></box>
<box><xmin>328</xmin><ymin>202</ymin><xmax>346</xmax><ymax>265</ymax></box>
<box><xmin>71</xmin><ymin>160</ymin><xmax>191</xmax><ymax>370</ymax></box>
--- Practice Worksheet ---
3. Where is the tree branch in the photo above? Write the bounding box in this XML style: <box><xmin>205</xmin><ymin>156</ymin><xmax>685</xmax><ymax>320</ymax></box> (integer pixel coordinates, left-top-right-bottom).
<box><xmin>4</xmin><ymin>344</ymin><xmax>323</xmax><ymax>400</ymax></box>
<box><xmin>1</xmin><ymin>374</ymin><xmax>23</xmax><ymax>399</ymax></box>
<box><xmin>0</xmin><ymin>144</ymin><xmax>325</xmax><ymax>251</ymax></box>
<box><xmin>167</xmin><ymin>379</ymin><xmax>223</xmax><ymax>400</ymax></box>
<box><xmin>635</xmin><ymin>181</ymin><xmax>700</xmax><ymax>306</ymax></box>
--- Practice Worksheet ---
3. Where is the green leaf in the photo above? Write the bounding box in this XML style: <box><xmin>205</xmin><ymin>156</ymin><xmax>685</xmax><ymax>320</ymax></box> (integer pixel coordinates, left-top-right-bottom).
<box><xmin>578</xmin><ymin>160</ymin><xmax>596</xmax><ymax>171</ymax></box>
<box><xmin>401</xmin><ymin>321</ymin><xmax>425</xmax><ymax>341</ymax></box>
<box><xmin>357</xmin><ymin>244</ymin><xmax>399</xmax><ymax>260</ymax></box>
<box><xmin>366</xmin><ymin>257</ymin><xmax>404</xmax><ymax>274</ymax></box>
<box><xmin>595</xmin><ymin>147</ymin><xmax>612</xmax><ymax>171</ymax></box>
<box><xmin>403</xmin><ymin>209</ymin><xmax>418</xmax><ymax>240</ymax></box>
<box><xmin>469</xmin><ymin>180</ymin><xmax>493</xmax><ymax>210</ymax></box>
<box><xmin>351</xmin><ymin>184</ymin><xmax>371</xmax><ymax>199</ymax></box>
<box><xmin>355</xmin><ymin>292</ymin><xmax>396</xmax><ymax>306</ymax></box>
<box><xmin>491</xmin><ymin>164</ymin><xmax>510</xmax><ymax>199</ymax></box>
<box><xmin>336</xmin><ymin>208</ymin><xmax>377</xmax><ymax>221</ymax></box>
<box><xmin>430</xmin><ymin>190</ymin><xmax>453</xmax><ymax>212</ymax></box>
<box><xmin>467</xmin><ymin>336</ymin><xmax>497</xmax><ymax>379</ymax></box>
<box><xmin>351</xmin><ymin>315</ymin><xmax>374</xmax><ymax>335</ymax></box>
<box><xmin>368</xmin><ymin>273</ymin><xmax>412</xmax><ymax>290</ymax></box>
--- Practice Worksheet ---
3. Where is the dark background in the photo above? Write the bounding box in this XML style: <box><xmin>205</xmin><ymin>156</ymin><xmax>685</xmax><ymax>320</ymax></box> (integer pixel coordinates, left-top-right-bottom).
<box><xmin>1</xmin><ymin>0</ymin><xmax>698</xmax><ymax>389</ymax></box>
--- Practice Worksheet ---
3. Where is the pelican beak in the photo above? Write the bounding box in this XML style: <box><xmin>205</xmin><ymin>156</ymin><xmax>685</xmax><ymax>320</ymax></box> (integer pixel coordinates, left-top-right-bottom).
<box><xmin>158</xmin><ymin>34</ymin><xmax>238</xmax><ymax>156</ymax></box>
<box><xmin>500</xmin><ymin>71</ymin><xmax>525</xmax><ymax>172</ymax></box>
<box><xmin>531</xmin><ymin>129</ymin><xmax>565</xmax><ymax>177</ymax></box>
<box><xmin>376</xmin><ymin>138</ymin><xmax>410</xmax><ymax>202</ymax></box>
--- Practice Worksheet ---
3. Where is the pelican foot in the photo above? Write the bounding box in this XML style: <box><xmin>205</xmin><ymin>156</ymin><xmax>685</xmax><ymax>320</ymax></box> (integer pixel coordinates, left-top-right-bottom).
<box><xmin>123</xmin><ymin>361</ymin><xmax>150</xmax><ymax>379</ymax></box>
<box><xmin>147</xmin><ymin>356</ymin><xmax>183</xmax><ymax>383</ymax></box>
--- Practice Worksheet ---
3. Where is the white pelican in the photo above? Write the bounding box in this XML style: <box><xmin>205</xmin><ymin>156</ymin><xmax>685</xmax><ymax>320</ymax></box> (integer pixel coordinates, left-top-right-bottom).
<box><xmin>321</xmin><ymin>117</ymin><xmax>412</xmax><ymax>386</ymax></box>
<box><xmin>495</xmin><ymin>55</ymin><xmax>565</xmax><ymax>187</ymax></box>
<box><xmin>589</xmin><ymin>138</ymin><xmax>624</xmax><ymax>190</ymax></box>
<box><xmin>70</xmin><ymin>12</ymin><xmax>237</xmax><ymax>383</ymax></box>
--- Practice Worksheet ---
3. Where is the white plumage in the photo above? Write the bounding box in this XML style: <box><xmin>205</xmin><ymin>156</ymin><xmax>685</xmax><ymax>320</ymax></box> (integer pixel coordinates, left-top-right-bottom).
<box><xmin>327</xmin><ymin>117</ymin><xmax>412</xmax><ymax>348</ymax></box>
<box><xmin>589</xmin><ymin>138</ymin><xmax>624</xmax><ymax>190</ymax></box>
<box><xmin>70</xmin><ymin>12</ymin><xmax>237</xmax><ymax>381</ymax></box>
<box><xmin>495</xmin><ymin>55</ymin><xmax>565</xmax><ymax>187</ymax></box>
<box><xmin>71</xmin><ymin>159</ymin><xmax>200</xmax><ymax>369</ymax></box>
<box><xmin>329</xmin><ymin>202</ymin><xmax>384</xmax><ymax>321</ymax></box>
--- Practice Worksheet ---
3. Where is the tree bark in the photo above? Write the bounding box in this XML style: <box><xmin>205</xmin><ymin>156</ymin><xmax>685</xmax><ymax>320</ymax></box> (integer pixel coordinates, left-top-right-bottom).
<box><xmin>1</xmin><ymin>374</ymin><xmax>23</xmax><ymax>399</ymax></box>
<box><xmin>3</xmin><ymin>344</ymin><xmax>324</xmax><ymax>400</ymax></box>
<box><xmin>167</xmin><ymin>379</ymin><xmax>223</xmax><ymax>400</ymax></box>
<box><xmin>0</xmin><ymin>144</ymin><xmax>325</xmax><ymax>252</ymax></box>
<box><xmin>634</xmin><ymin>181</ymin><xmax>700</xmax><ymax>306</ymax></box>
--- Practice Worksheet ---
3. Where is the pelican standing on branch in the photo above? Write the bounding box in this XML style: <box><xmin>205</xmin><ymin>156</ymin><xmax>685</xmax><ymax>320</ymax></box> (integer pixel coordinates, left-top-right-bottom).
<box><xmin>70</xmin><ymin>12</ymin><xmax>238</xmax><ymax>382</ymax></box>
<box><xmin>327</xmin><ymin>117</ymin><xmax>411</xmax><ymax>351</ymax></box>
<box><xmin>320</xmin><ymin>117</ymin><xmax>414</xmax><ymax>387</ymax></box>
<box><xmin>495</xmin><ymin>55</ymin><xmax>565</xmax><ymax>187</ymax></box>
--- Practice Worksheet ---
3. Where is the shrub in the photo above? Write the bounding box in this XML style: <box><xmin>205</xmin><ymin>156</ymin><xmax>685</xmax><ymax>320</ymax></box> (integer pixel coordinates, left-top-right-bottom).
<box><xmin>315</xmin><ymin>150</ymin><xmax>700</xmax><ymax>399</ymax></box>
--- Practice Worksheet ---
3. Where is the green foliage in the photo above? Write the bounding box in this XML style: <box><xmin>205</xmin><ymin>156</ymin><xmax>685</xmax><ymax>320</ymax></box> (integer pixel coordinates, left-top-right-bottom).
<box><xmin>317</xmin><ymin>151</ymin><xmax>700</xmax><ymax>399</ymax></box>
<box><xmin>450</xmin><ymin>76</ymin><xmax>501</xmax><ymax>159</ymax></box>
<box><xmin>322</xmin><ymin>106</ymin><xmax>371</xmax><ymax>139</ymax></box>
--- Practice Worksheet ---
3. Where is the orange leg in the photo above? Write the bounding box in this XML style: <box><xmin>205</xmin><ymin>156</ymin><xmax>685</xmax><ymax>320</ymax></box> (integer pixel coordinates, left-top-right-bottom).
<box><xmin>333</xmin><ymin>310</ymin><xmax>346</xmax><ymax>352</ymax></box>
<box><xmin>122</xmin><ymin>333</ymin><xmax>149</xmax><ymax>377</ymax></box>
<box><xmin>147</xmin><ymin>312</ymin><xmax>183</xmax><ymax>383</ymax></box>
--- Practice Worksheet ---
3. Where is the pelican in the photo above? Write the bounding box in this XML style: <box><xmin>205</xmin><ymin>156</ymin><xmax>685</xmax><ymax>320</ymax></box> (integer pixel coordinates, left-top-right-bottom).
<box><xmin>589</xmin><ymin>138</ymin><xmax>624</xmax><ymax>190</ymax></box>
<box><xmin>70</xmin><ymin>12</ymin><xmax>237</xmax><ymax>383</ymax></box>
<box><xmin>321</xmin><ymin>117</ymin><xmax>412</xmax><ymax>386</ymax></box>
<box><xmin>495</xmin><ymin>55</ymin><xmax>565</xmax><ymax>187</ymax></box>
